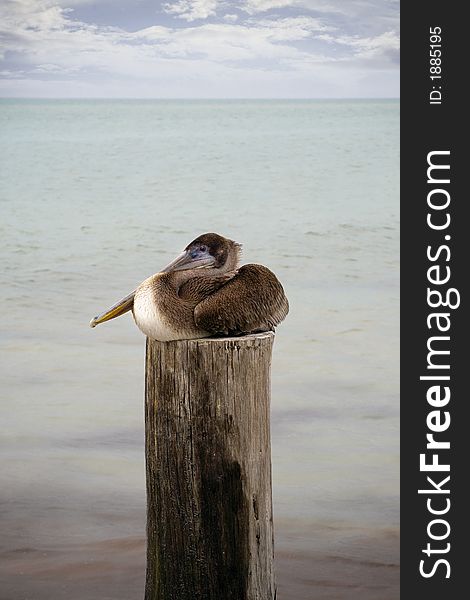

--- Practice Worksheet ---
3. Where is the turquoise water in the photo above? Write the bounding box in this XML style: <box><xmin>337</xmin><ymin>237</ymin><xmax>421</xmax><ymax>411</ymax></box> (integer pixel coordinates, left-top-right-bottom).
<box><xmin>0</xmin><ymin>100</ymin><xmax>399</xmax><ymax>599</ymax></box>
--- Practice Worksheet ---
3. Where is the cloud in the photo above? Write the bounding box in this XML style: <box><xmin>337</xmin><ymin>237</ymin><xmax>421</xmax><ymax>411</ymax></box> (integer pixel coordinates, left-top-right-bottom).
<box><xmin>223</xmin><ymin>14</ymin><xmax>239</xmax><ymax>23</ymax></box>
<box><xmin>136</xmin><ymin>19</ymin><xmax>327</xmax><ymax>62</ymax></box>
<box><xmin>254</xmin><ymin>16</ymin><xmax>334</xmax><ymax>40</ymax></box>
<box><xmin>34</xmin><ymin>63</ymin><xmax>81</xmax><ymax>73</ymax></box>
<box><xmin>163</xmin><ymin>0</ymin><xmax>218</xmax><ymax>22</ymax></box>
<box><xmin>319</xmin><ymin>30</ymin><xmax>399</xmax><ymax>63</ymax></box>
<box><xmin>0</xmin><ymin>0</ymin><xmax>399</xmax><ymax>97</ymax></box>
<box><xmin>241</xmin><ymin>0</ymin><xmax>296</xmax><ymax>14</ymax></box>
<box><xmin>240</xmin><ymin>0</ymin><xmax>346</xmax><ymax>15</ymax></box>
<box><xmin>240</xmin><ymin>0</ymin><xmax>398</xmax><ymax>18</ymax></box>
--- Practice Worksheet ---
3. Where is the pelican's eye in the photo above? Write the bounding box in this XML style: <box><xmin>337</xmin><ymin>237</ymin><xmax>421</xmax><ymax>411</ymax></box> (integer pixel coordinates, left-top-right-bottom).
<box><xmin>199</xmin><ymin>245</ymin><xmax>207</xmax><ymax>253</ymax></box>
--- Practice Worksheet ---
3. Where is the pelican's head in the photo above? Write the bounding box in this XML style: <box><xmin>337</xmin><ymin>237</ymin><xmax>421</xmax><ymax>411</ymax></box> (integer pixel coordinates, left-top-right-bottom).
<box><xmin>162</xmin><ymin>233</ymin><xmax>242</xmax><ymax>274</ymax></box>
<box><xmin>89</xmin><ymin>233</ymin><xmax>242</xmax><ymax>329</ymax></box>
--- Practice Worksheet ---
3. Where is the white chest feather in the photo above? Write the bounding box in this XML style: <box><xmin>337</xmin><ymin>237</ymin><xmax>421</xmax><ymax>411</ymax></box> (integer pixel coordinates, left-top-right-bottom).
<box><xmin>133</xmin><ymin>281</ymin><xmax>179</xmax><ymax>342</ymax></box>
<box><xmin>133</xmin><ymin>275</ymin><xmax>208</xmax><ymax>342</ymax></box>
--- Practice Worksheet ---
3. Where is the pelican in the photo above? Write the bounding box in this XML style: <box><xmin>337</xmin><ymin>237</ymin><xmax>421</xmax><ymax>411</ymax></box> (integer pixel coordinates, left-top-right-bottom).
<box><xmin>90</xmin><ymin>233</ymin><xmax>288</xmax><ymax>341</ymax></box>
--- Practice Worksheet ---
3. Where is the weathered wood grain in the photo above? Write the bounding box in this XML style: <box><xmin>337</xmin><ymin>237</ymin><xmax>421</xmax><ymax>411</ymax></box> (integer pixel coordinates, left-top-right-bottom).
<box><xmin>144</xmin><ymin>332</ymin><xmax>276</xmax><ymax>600</ymax></box>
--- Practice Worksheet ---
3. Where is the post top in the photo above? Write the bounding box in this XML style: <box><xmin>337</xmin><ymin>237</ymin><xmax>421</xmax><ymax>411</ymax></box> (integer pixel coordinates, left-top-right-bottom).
<box><xmin>203</xmin><ymin>331</ymin><xmax>274</xmax><ymax>342</ymax></box>
<box><xmin>147</xmin><ymin>331</ymin><xmax>275</xmax><ymax>347</ymax></box>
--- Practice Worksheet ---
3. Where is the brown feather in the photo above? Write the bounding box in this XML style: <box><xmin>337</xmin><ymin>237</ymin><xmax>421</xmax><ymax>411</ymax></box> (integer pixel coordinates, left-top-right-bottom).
<box><xmin>194</xmin><ymin>264</ymin><xmax>289</xmax><ymax>336</ymax></box>
<box><xmin>178</xmin><ymin>272</ymin><xmax>236</xmax><ymax>304</ymax></box>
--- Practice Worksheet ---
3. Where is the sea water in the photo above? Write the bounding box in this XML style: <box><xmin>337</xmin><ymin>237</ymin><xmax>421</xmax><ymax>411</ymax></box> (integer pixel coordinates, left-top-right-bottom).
<box><xmin>0</xmin><ymin>99</ymin><xmax>399</xmax><ymax>599</ymax></box>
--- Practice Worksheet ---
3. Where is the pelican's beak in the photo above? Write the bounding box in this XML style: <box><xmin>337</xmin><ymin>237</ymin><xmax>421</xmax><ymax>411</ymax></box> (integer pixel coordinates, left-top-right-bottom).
<box><xmin>161</xmin><ymin>250</ymin><xmax>215</xmax><ymax>272</ymax></box>
<box><xmin>89</xmin><ymin>290</ymin><xmax>135</xmax><ymax>328</ymax></box>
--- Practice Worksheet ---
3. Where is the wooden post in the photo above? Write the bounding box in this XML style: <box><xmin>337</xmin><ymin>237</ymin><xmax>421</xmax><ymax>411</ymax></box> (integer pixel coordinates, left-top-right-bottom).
<box><xmin>144</xmin><ymin>332</ymin><xmax>276</xmax><ymax>600</ymax></box>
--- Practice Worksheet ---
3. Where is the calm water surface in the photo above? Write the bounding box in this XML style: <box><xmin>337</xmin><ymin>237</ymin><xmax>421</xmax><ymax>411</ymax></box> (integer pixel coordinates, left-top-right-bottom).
<box><xmin>0</xmin><ymin>100</ymin><xmax>399</xmax><ymax>599</ymax></box>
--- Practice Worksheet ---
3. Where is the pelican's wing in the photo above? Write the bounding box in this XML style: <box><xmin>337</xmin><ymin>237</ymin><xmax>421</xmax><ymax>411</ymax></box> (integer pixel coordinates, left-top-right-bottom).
<box><xmin>178</xmin><ymin>273</ymin><xmax>235</xmax><ymax>304</ymax></box>
<box><xmin>194</xmin><ymin>264</ymin><xmax>289</xmax><ymax>336</ymax></box>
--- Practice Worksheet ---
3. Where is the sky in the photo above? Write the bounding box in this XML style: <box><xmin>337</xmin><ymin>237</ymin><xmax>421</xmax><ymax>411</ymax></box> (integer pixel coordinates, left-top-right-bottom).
<box><xmin>0</xmin><ymin>0</ymin><xmax>399</xmax><ymax>98</ymax></box>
